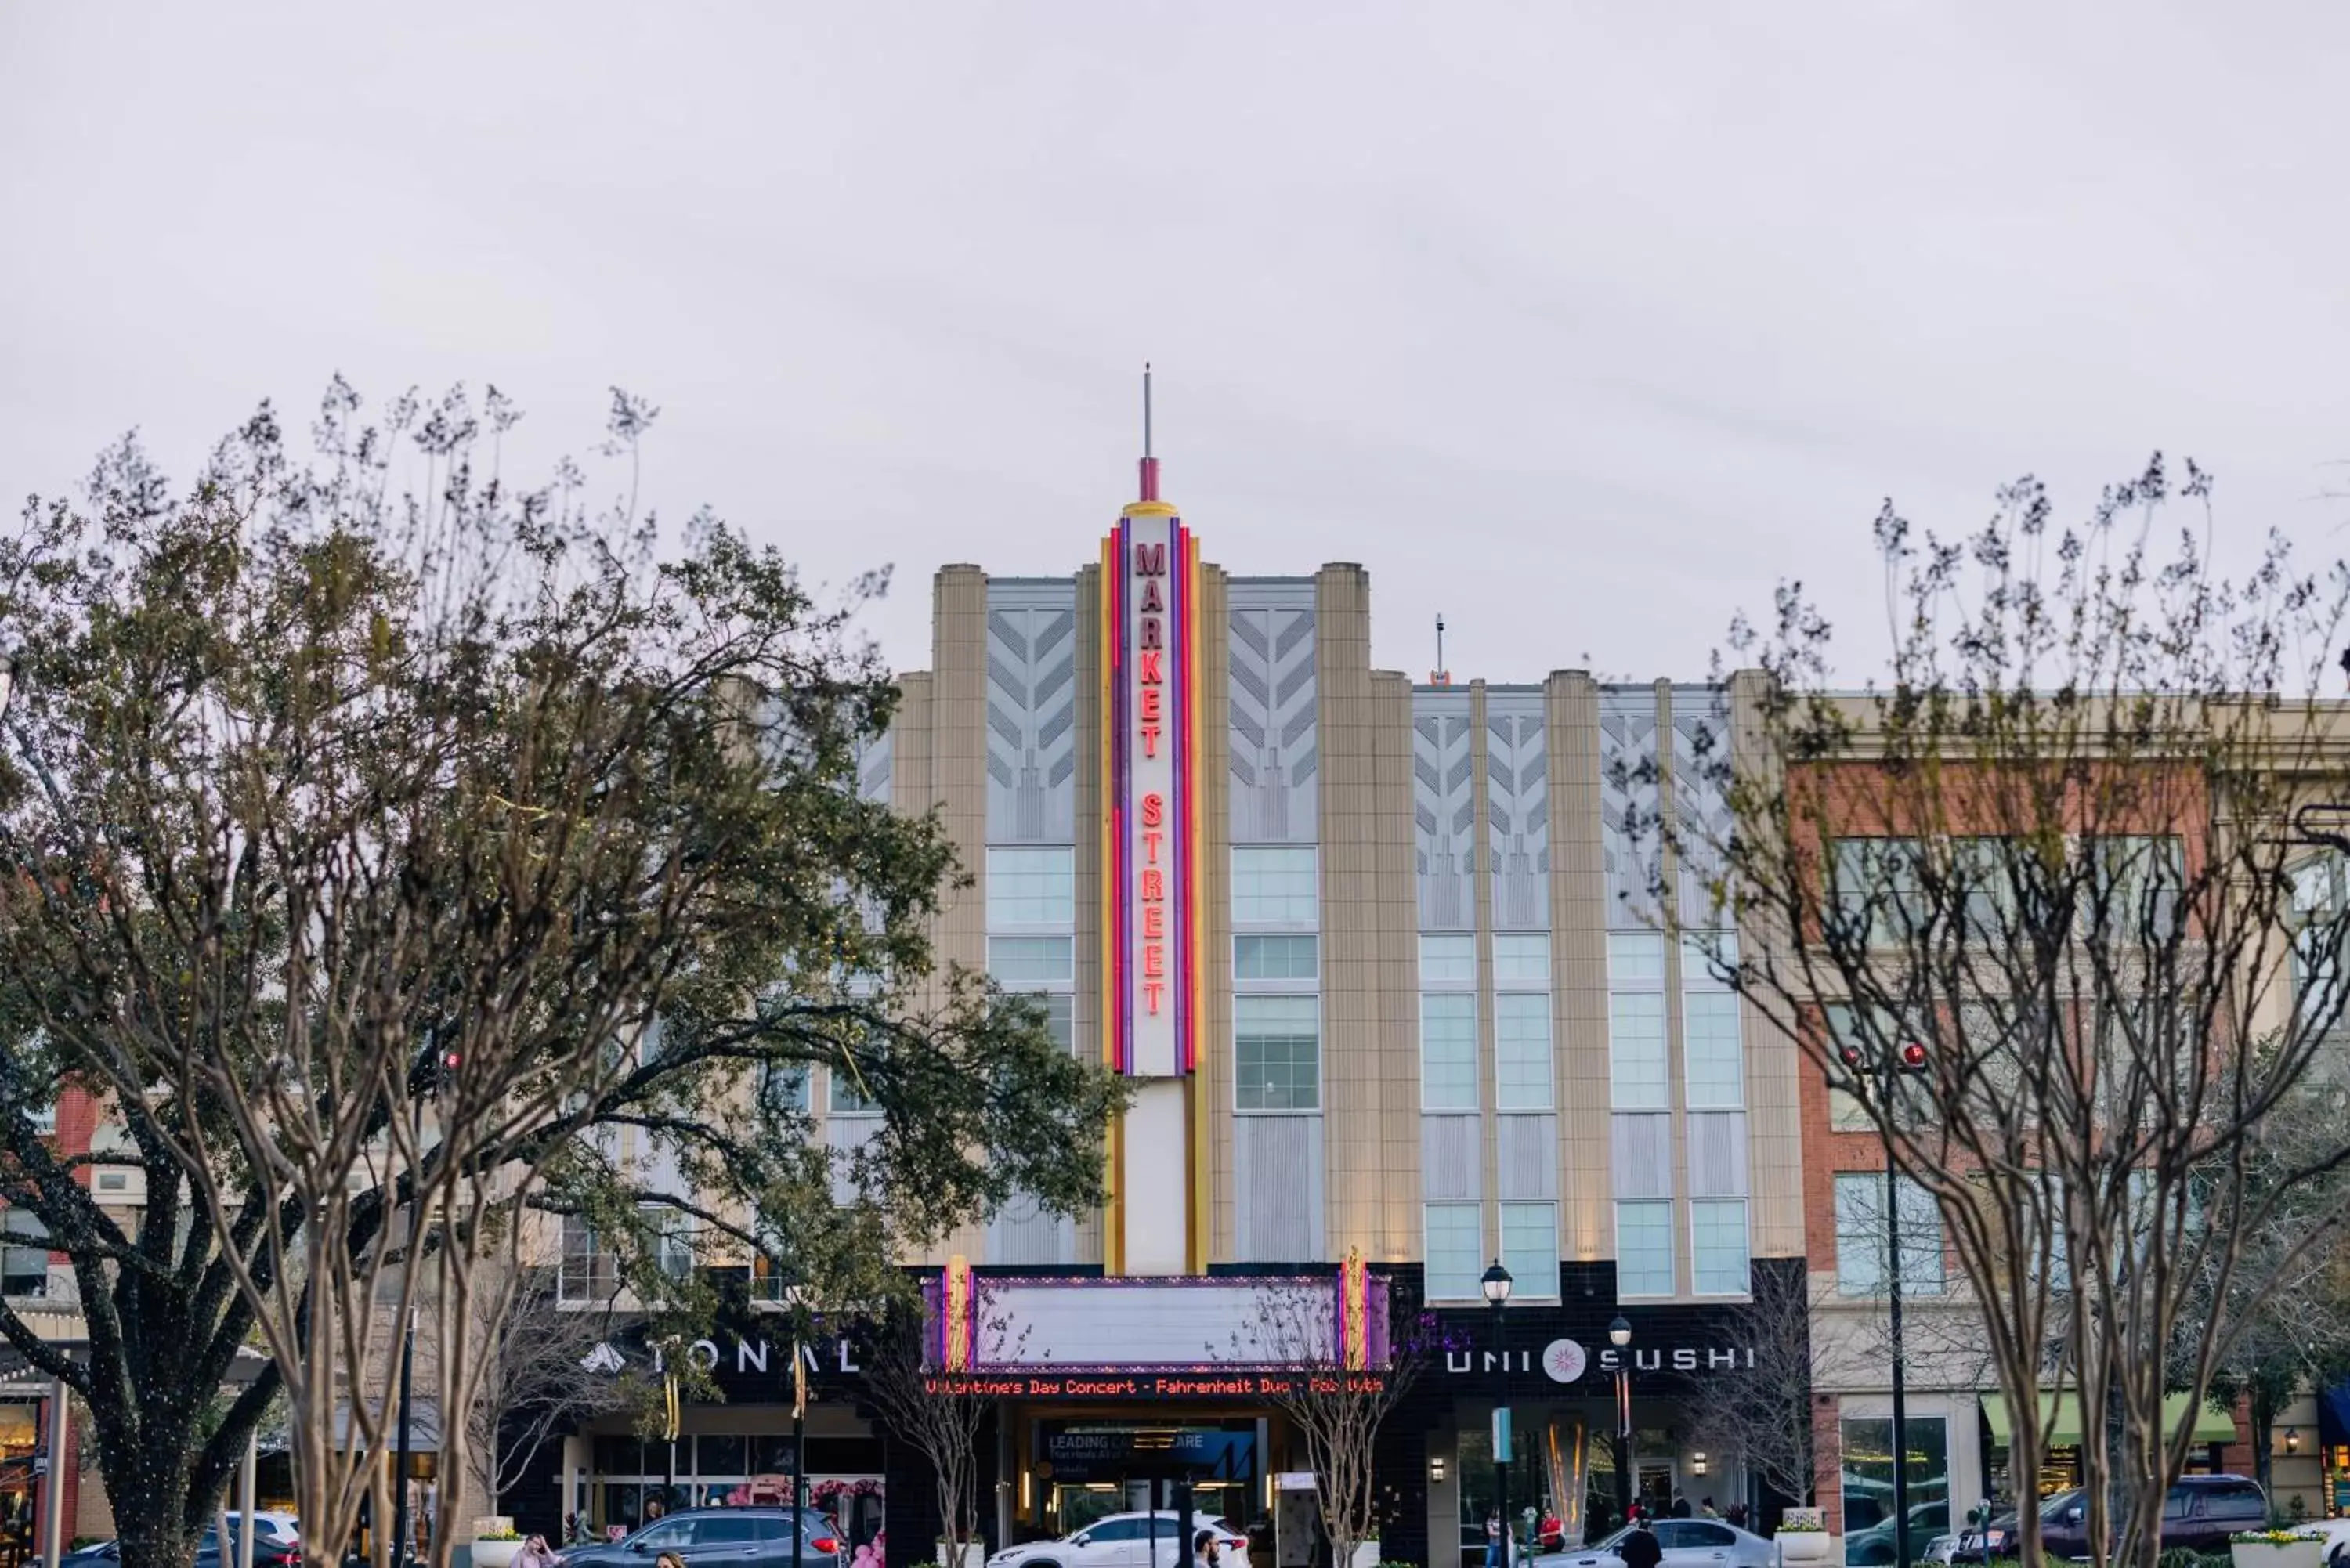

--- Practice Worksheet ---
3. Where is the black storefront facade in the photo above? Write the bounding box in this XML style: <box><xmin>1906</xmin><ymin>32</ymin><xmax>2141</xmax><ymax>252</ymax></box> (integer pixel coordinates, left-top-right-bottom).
<box><xmin>1381</xmin><ymin>1259</ymin><xmax>1807</xmax><ymax>1568</ymax></box>
<box><xmin>508</xmin><ymin>1260</ymin><xmax>1800</xmax><ymax>1568</ymax></box>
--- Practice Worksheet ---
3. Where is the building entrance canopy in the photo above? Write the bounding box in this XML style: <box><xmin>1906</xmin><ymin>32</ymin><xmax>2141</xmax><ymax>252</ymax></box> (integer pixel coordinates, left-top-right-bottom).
<box><xmin>1979</xmin><ymin>1391</ymin><xmax>2236</xmax><ymax>1447</ymax></box>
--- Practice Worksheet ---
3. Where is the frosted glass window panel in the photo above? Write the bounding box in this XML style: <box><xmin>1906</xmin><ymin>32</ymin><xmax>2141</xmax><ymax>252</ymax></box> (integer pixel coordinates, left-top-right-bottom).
<box><xmin>989</xmin><ymin>936</ymin><xmax>1075</xmax><ymax>985</ymax></box>
<box><xmin>1235</xmin><ymin>995</ymin><xmax>1321</xmax><ymax>1111</ymax></box>
<box><xmin>1421</xmin><ymin>993</ymin><xmax>1480</xmax><ymax>1111</ymax></box>
<box><xmin>1615</xmin><ymin>1200</ymin><xmax>1675</xmax><ymax>1296</ymax></box>
<box><xmin>1608</xmin><ymin>933</ymin><xmax>1667</xmax><ymax>985</ymax></box>
<box><xmin>1680</xmin><ymin>931</ymin><xmax>1739</xmax><ymax>988</ymax></box>
<box><xmin>1494</xmin><ymin>934</ymin><xmax>1552</xmax><ymax>986</ymax></box>
<box><xmin>1502</xmin><ymin>1202</ymin><xmax>1558</xmax><ymax>1295</ymax></box>
<box><xmin>1235</xmin><ymin>934</ymin><xmax>1320</xmax><ymax>982</ymax></box>
<box><xmin>1495</xmin><ymin>992</ymin><xmax>1555</xmax><ymax>1110</ymax></box>
<box><xmin>1040</xmin><ymin>993</ymin><xmax>1074</xmax><ymax>1053</ymax></box>
<box><xmin>1420</xmin><ymin>934</ymin><xmax>1477</xmax><ymax>986</ymax></box>
<box><xmin>1683</xmin><ymin>992</ymin><xmax>1744</xmax><ymax>1108</ymax></box>
<box><xmin>1690</xmin><ymin>1198</ymin><xmax>1750</xmax><ymax>1295</ymax></box>
<box><xmin>1610</xmin><ymin>992</ymin><xmax>1669</xmax><ymax>1110</ymax></box>
<box><xmin>1232</xmin><ymin>847</ymin><xmax>1320</xmax><ymax>926</ymax></box>
<box><xmin>986</xmin><ymin>847</ymin><xmax>1076</xmax><ymax>926</ymax></box>
<box><xmin>1425</xmin><ymin>1203</ymin><xmax>1485</xmax><ymax>1301</ymax></box>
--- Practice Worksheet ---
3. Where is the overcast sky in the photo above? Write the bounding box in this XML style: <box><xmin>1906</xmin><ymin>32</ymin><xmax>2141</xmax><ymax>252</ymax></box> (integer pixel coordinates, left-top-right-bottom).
<box><xmin>5</xmin><ymin>5</ymin><xmax>2347</xmax><ymax>685</ymax></box>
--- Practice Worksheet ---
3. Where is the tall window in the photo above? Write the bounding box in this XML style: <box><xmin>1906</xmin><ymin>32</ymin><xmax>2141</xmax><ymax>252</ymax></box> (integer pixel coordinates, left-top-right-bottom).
<box><xmin>987</xmin><ymin>936</ymin><xmax>1074</xmax><ymax>985</ymax></box>
<box><xmin>1834</xmin><ymin>1172</ymin><xmax>1944</xmax><ymax>1296</ymax></box>
<box><xmin>642</xmin><ymin>1202</ymin><xmax>695</xmax><ymax>1281</ymax></box>
<box><xmin>1495</xmin><ymin>993</ymin><xmax>1554</xmax><ymax>1110</ymax></box>
<box><xmin>829</xmin><ymin>1062</ymin><xmax>876</xmax><ymax>1115</ymax></box>
<box><xmin>1421</xmin><ymin>993</ymin><xmax>1479</xmax><ymax>1111</ymax></box>
<box><xmin>559</xmin><ymin>1214</ymin><xmax>617</xmax><ymax>1302</ymax></box>
<box><xmin>1501</xmin><ymin>1201</ymin><xmax>1557</xmax><ymax>1295</ymax></box>
<box><xmin>1609</xmin><ymin>934</ymin><xmax>1668</xmax><ymax>1109</ymax></box>
<box><xmin>1</xmin><ymin>1211</ymin><xmax>48</xmax><ymax>1298</ymax></box>
<box><xmin>2291</xmin><ymin>853</ymin><xmax>2350</xmax><ymax>1034</ymax></box>
<box><xmin>1831</xmin><ymin>837</ymin><xmax>1924</xmax><ymax>947</ymax></box>
<box><xmin>1420</xmin><ymin>934</ymin><xmax>1477</xmax><ymax>985</ymax></box>
<box><xmin>1690</xmin><ymin>1199</ymin><xmax>1750</xmax><ymax>1295</ymax></box>
<box><xmin>1493</xmin><ymin>934</ymin><xmax>1551</xmax><ymax>986</ymax></box>
<box><xmin>1235</xmin><ymin>995</ymin><xmax>1320</xmax><ymax>1111</ymax></box>
<box><xmin>1683</xmin><ymin>992</ymin><xmax>1743</xmax><ymax>1108</ymax></box>
<box><xmin>1615</xmin><ymin>1199</ymin><xmax>1674</xmax><ymax>1296</ymax></box>
<box><xmin>1235</xmin><ymin>934</ymin><xmax>1318</xmax><ymax>981</ymax></box>
<box><xmin>986</xmin><ymin>847</ymin><xmax>1076</xmax><ymax>926</ymax></box>
<box><xmin>1425</xmin><ymin>1202</ymin><xmax>1484</xmax><ymax>1301</ymax></box>
<box><xmin>1610</xmin><ymin>992</ymin><xmax>1668</xmax><ymax>1109</ymax></box>
<box><xmin>1231</xmin><ymin>847</ymin><xmax>1319</xmax><ymax>926</ymax></box>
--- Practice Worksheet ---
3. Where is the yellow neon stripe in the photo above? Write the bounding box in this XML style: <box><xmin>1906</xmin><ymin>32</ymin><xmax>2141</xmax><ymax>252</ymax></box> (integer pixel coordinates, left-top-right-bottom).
<box><xmin>1099</xmin><ymin>533</ymin><xmax>1121</xmax><ymax>1273</ymax></box>
<box><xmin>1186</xmin><ymin>532</ymin><xmax>1209</xmax><ymax>1272</ymax></box>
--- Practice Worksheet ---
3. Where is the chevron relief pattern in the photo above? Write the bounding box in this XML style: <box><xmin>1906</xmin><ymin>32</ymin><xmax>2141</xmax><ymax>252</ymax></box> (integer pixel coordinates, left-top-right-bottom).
<box><xmin>985</xmin><ymin>590</ymin><xmax>1078</xmax><ymax>844</ymax></box>
<box><xmin>1600</xmin><ymin>689</ymin><xmax>1661</xmax><ymax>929</ymax></box>
<box><xmin>1485</xmin><ymin>703</ymin><xmax>1551</xmax><ymax>930</ymax></box>
<box><xmin>1227</xmin><ymin>598</ymin><xmax>1318</xmax><ymax>843</ymax></box>
<box><xmin>1414</xmin><ymin>699</ymin><xmax>1476</xmax><ymax>931</ymax></box>
<box><xmin>1673</xmin><ymin>688</ymin><xmax>1734</xmax><ymax>927</ymax></box>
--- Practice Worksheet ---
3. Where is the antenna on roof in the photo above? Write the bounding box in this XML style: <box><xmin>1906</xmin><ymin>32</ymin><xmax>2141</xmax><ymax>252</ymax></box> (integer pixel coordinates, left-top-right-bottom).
<box><xmin>1431</xmin><ymin>614</ymin><xmax>1451</xmax><ymax>686</ymax></box>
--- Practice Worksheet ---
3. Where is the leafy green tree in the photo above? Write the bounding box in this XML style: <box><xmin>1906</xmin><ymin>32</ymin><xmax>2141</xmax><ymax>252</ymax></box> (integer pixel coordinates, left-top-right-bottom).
<box><xmin>0</xmin><ymin>381</ymin><xmax>1123</xmax><ymax>1568</ymax></box>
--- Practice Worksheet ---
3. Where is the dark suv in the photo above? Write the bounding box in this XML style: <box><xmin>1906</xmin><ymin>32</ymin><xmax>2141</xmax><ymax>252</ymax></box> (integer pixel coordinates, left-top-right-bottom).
<box><xmin>559</xmin><ymin>1508</ymin><xmax>844</xmax><ymax>1568</ymax></box>
<box><xmin>1961</xmin><ymin>1477</ymin><xmax>2266</xmax><ymax>1559</ymax></box>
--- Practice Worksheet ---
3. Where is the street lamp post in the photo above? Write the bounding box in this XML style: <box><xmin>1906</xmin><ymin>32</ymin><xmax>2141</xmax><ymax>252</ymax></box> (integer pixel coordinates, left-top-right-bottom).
<box><xmin>1483</xmin><ymin>1262</ymin><xmax>1513</xmax><ymax>1568</ymax></box>
<box><xmin>1608</xmin><ymin>1317</ymin><xmax>1633</xmax><ymax>1522</ymax></box>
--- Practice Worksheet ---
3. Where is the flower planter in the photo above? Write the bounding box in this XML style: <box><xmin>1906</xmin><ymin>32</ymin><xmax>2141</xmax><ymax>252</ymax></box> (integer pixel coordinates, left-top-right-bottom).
<box><xmin>471</xmin><ymin>1540</ymin><xmax>521</xmax><ymax>1568</ymax></box>
<box><xmin>936</xmin><ymin>1544</ymin><xmax>983</xmax><ymax>1568</ymax></box>
<box><xmin>1774</xmin><ymin>1534</ymin><xmax>1833</xmax><ymax>1565</ymax></box>
<box><xmin>2232</xmin><ymin>1541</ymin><xmax>2323</xmax><ymax>1568</ymax></box>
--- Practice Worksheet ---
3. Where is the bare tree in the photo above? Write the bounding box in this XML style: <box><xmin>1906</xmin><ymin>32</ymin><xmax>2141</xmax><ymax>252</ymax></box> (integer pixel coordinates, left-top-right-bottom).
<box><xmin>1660</xmin><ymin>461</ymin><xmax>2350</xmax><ymax>1568</ymax></box>
<box><xmin>1688</xmin><ymin>1266</ymin><xmax>1817</xmax><ymax>1508</ymax></box>
<box><xmin>462</xmin><ymin>1265</ymin><xmax>624</xmax><ymax>1513</ymax></box>
<box><xmin>1235</xmin><ymin>1270</ymin><xmax>1438</xmax><ymax>1568</ymax></box>
<box><xmin>861</xmin><ymin>1299</ymin><xmax>1003</xmax><ymax>1568</ymax></box>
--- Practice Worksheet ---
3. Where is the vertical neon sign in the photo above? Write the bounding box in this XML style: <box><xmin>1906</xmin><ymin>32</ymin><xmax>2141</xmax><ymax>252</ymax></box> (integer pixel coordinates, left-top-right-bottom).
<box><xmin>1104</xmin><ymin>506</ymin><xmax>1200</xmax><ymax>1078</ymax></box>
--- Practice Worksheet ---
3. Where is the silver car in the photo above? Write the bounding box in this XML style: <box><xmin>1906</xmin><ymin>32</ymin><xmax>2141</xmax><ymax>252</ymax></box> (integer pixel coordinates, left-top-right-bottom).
<box><xmin>1554</xmin><ymin>1520</ymin><xmax>1775</xmax><ymax>1568</ymax></box>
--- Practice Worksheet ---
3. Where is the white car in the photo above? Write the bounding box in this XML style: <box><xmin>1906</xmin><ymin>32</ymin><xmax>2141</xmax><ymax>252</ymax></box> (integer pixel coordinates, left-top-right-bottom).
<box><xmin>1551</xmin><ymin>1520</ymin><xmax>1776</xmax><ymax>1568</ymax></box>
<box><xmin>990</xmin><ymin>1513</ymin><xmax>1247</xmax><ymax>1568</ymax></box>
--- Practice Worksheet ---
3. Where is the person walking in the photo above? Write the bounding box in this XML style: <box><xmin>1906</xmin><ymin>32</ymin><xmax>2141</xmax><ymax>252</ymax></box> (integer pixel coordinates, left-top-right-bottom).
<box><xmin>1700</xmin><ymin>1499</ymin><xmax>1719</xmax><ymax>1520</ymax></box>
<box><xmin>1484</xmin><ymin>1513</ymin><xmax>1503</xmax><ymax>1568</ymax></box>
<box><xmin>1194</xmin><ymin>1530</ymin><xmax>1221</xmax><ymax>1568</ymax></box>
<box><xmin>1618</xmin><ymin>1515</ymin><xmax>1662</xmax><ymax>1568</ymax></box>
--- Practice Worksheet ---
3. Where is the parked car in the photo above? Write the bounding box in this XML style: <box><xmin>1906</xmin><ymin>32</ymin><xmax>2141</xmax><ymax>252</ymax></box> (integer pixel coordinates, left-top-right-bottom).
<box><xmin>60</xmin><ymin>1543</ymin><xmax>120</xmax><ymax>1568</ymax></box>
<box><xmin>1554</xmin><ymin>1519</ymin><xmax>1775</xmax><ymax>1568</ymax></box>
<box><xmin>1956</xmin><ymin>1478</ymin><xmax>2266</xmax><ymax>1560</ymax></box>
<box><xmin>558</xmin><ymin>1508</ymin><xmax>844</xmax><ymax>1568</ymax></box>
<box><xmin>1845</xmin><ymin>1503</ymin><xmax>1950</xmax><ymax>1565</ymax></box>
<box><xmin>193</xmin><ymin>1515</ymin><xmax>304</xmax><ymax>1568</ymax></box>
<box><xmin>988</xmin><ymin>1512</ymin><xmax>1248</xmax><ymax>1568</ymax></box>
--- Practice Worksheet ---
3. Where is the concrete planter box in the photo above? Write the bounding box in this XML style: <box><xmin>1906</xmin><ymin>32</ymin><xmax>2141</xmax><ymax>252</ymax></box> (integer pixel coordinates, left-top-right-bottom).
<box><xmin>1774</xmin><ymin>1532</ymin><xmax>1835</xmax><ymax>1565</ymax></box>
<box><xmin>471</xmin><ymin>1541</ymin><xmax>521</xmax><ymax>1568</ymax></box>
<box><xmin>2232</xmin><ymin>1542</ymin><xmax>2324</xmax><ymax>1568</ymax></box>
<box><xmin>936</xmin><ymin>1544</ymin><xmax>983</xmax><ymax>1568</ymax></box>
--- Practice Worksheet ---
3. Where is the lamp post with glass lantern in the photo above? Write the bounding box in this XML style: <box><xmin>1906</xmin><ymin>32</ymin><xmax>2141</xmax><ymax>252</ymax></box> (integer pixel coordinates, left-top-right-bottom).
<box><xmin>1483</xmin><ymin>1262</ymin><xmax>1513</xmax><ymax>1566</ymax></box>
<box><xmin>1609</xmin><ymin>1316</ymin><xmax>1633</xmax><ymax>1521</ymax></box>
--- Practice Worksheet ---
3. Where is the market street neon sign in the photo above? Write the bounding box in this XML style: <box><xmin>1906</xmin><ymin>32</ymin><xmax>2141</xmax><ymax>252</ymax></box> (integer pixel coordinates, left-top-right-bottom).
<box><xmin>1102</xmin><ymin>505</ymin><xmax>1201</xmax><ymax>1078</ymax></box>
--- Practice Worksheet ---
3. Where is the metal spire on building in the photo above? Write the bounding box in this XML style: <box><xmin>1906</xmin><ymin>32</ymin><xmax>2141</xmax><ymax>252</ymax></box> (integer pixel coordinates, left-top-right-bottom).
<box><xmin>1138</xmin><ymin>362</ymin><xmax>1161</xmax><ymax>503</ymax></box>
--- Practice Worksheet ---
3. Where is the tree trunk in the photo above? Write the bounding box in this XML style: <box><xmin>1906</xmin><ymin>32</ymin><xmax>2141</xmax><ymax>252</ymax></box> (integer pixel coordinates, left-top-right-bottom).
<box><xmin>2251</xmin><ymin>1391</ymin><xmax>2277</xmax><ymax>1504</ymax></box>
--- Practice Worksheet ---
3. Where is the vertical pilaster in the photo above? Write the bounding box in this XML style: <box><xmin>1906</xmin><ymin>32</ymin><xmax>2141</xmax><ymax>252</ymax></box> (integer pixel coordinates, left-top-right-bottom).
<box><xmin>1318</xmin><ymin>563</ymin><xmax>1381</xmax><ymax>1259</ymax></box>
<box><xmin>931</xmin><ymin>565</ymin><xmax>990</xmax><ymax>1265</ymax></box>
<box><xmin>1549</xmin><ymin>672</ymin><xmax>1611</xmax><ymax>1263</ymax></box>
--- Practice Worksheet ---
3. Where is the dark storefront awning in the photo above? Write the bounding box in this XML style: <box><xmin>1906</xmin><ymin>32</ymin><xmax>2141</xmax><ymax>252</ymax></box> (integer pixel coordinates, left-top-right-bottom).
<box><xmin>1981</xmin><ymin>1391</ymin><xmax>2236</xmax><ymax>1447</ymax></box>
<box><xmin>2316</xmin><ymin>1382</ymin><xmax>2350</xmax><ymax>1450</ymax></box>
